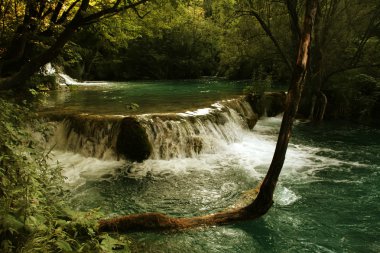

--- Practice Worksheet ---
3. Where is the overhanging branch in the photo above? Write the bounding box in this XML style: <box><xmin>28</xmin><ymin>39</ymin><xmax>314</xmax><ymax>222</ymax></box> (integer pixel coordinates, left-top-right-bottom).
<box><xmin>80</xmin><ymin>0</ymin><xmax>149</xmax><ymax>25</ymax></box>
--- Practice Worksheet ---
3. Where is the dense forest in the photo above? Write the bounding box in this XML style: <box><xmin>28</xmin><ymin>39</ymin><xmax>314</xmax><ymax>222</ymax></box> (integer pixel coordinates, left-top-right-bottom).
<box><xmin>0</xmin><ymin>1</ymin><xmax>380</xmax><ymax>123</ymax></box>
<box><xmin>0</xmin><ymin>0</ymin><xmax>379</xmax><ymax>123</ymax></box>
<box><xmin>0</xmin><ymin>0</ymin><xmax>379</xmax><ymax>252</ymax></box>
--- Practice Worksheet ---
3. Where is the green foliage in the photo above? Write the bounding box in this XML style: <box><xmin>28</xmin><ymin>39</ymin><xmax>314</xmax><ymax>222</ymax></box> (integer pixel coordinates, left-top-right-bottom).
<box><xmin>61</xmin><ymin>1</ymin><xmax>222</xmax><ymax>80</ymax></box>
<box><xmin>244</xmin><ymin>65</ymin><xmax>273</xmax><ymax>95</ymax></box>
<box><xmin>29</xmin><ymin>74</ymin><xmax>58</xmax><ymax>91</ymax></box>
<box><xmin>0</xmin><ymin>98</ymin><xmax>59</xmax><ymax>251</ymax></box>
<box><xmin>0</xmin><ymin>97</ymin><xmax>127</xmax><ymax>252</ymax></box>
<box><xmin>325</xmin><ymin>73</ymin><xmax>380</xmax><ymax>125</ymax></box>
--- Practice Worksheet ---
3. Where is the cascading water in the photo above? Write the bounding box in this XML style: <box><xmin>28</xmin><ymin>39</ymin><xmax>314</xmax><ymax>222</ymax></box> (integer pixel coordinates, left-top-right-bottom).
<box><xmin>49</xmin><ymin>98</ymin><xmax>259</xmax><ymax>162</ymax></box>
<box><xmin>44</xmin><ymin>80</ymin><xmax>379</xmax><ymax>253</ymax></box>
<box><xmin>42</xmin><ymin>63</ymin><xmax>108</xmax><ymax>86</ymax></box>
<box><xmin>140</xmin><ymin>100</ymin><xmax>256</xmax><ymax>159</ymax></box>
<box><xmin>51</xmin><ymin>115</ymin><xmax>122</xmax><ymax>159</ymax></box>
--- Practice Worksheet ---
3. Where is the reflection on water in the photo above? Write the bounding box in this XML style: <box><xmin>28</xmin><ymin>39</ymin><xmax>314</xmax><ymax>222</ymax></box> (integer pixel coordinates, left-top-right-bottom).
<box><xmin>41</xmin><ymin>80</ymin><xmax>254</xmax><ymax>115</ymax></box>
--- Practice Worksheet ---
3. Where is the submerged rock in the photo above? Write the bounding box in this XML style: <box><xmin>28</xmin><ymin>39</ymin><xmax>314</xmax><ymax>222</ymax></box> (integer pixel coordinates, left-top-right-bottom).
<box><xmin>116</xmin><ymin>117</ymin><xmax>152</xmax><ymax>162</ymax></box>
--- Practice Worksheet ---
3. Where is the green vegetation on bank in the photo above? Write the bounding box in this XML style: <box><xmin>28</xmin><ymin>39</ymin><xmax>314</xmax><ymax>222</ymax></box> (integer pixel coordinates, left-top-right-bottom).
<box><xmin>0</xmin><ymin>97</ymin><xmax>130</xmax><ymax>252</ymax></box>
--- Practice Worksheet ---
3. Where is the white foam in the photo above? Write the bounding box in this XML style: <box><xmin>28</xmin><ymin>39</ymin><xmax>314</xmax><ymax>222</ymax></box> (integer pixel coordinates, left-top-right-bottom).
<box><xmin>274</xmin><ymin>186</ymin><xmax>300</xmax><ymax>206</ymax></box>
<box><xmin>59</xmin><ymin>73</ymin><xmax>80</xmax><ymax>85</ymax></box>
<box><xmin>50</xmin><ymin>151</ymin><xmax>124</xmax><ymax>187</ymax></box>
<box><xmin>51</xmin><ymin>105</ymin><xmax>366</xmax><ymax>193</ymax></box>
<box><xmin>178</xmin><ymin>108</ymin><xmax>213</xmax><ymax>116</ymax></box>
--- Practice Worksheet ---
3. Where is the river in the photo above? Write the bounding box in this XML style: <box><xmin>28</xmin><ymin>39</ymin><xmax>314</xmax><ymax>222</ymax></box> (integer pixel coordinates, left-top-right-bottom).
<box><xmin>44</xmin><ymin>80</ymin><xmax>379</xmax><ymax>253</ymax></box>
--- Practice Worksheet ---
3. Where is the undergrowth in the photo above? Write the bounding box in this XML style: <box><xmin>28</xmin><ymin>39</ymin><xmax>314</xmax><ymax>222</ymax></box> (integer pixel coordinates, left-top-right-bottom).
<box><xmin>0</xmin><ymin>96</ymin><xmax>130</xmax><ymax>252</ymax></box>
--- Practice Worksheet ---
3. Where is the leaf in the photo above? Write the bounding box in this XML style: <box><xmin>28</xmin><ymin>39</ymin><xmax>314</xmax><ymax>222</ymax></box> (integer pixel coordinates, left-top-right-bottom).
<box><xmin>55</xmin><ymin>239</ymin><xmax>72</xmax><ymax>252</ymax></box>
<box><xmin>1</xmin><ymin>214</ymin><xmax>24</xmax><ymax>231</ymax></box>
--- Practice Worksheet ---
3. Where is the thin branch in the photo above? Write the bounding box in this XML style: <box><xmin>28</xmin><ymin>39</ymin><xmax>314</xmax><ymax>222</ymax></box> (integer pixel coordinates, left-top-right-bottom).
<box><xmin>236</xmin><ymin>9</ymin><xmax>293</xmax><ymax>71</ymax></box>
<box><xmin>56</xmin><ymin>0</ymin><xmax>80</xmax><ymax>24</ymax></box>
<box><xmin>80</xmin><ymin>0</ymin><xmax>148</xmax><ymax>25</ymax></box>
<box><xmin>51</xmin><ymin>0</ymin><xmax>65</xmax><ymax>24</ymax></box>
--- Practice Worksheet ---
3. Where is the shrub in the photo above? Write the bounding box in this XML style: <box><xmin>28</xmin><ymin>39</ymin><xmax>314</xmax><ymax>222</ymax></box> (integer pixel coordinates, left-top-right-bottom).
<box><xmin>0</xmin><ymin>97</ymin><xmax>123</xmax><ymax>252</ymax></box>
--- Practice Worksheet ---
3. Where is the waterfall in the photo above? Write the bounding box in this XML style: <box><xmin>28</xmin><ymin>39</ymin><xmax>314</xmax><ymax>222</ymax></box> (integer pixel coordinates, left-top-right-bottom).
<box><xmin>42</xmin><ymin>63</ymin><xmax>76</xmax><ymax>85</ymax></box>
<box><xmin>43</xmin><ymin>63</ymin><xmax>56</xmax><ymax>75</ymax></box>
<box><xmin>42</xmin><ymin>63</ymin><xmax>107</xmax><ymax>86</ymax></box>
<box><xmin>58</xmin><ymin>73</ymin><xmax>80</xmax><ymax>85</ymax></box>
<box><xmin>140</xmin><ymin>100</ymin><xmax>257</xmax><ymax>159</ymax></box>
<box><xmin>49</xmin><ymin>97</ymin><xmax>261</xmax><ymax>161</ymax></box>
<box><xmin>51</xmin><ymin>115</ymin><xmax>122</xmax><ymax>160</ymax></box>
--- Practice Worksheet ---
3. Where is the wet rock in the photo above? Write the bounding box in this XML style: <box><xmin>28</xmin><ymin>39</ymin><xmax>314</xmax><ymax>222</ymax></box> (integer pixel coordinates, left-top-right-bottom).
<box><xmin>246</xmin><ymin>113</ymin><xmax>259</xmax><ymax>129</ymax></box>
<box><xmin>116</xmin><ymin>117</ymin><xmax>152</xmax><ymax>162</ymax></box>
<box><xmin>245</xmin><ymin>92</ymin><xmax>286</xmax><ymax>117</ymax></box>
<box><xmin>245</xmin><ymin>93</ymin><xmax>266</xmax><ymax>117</ymax></box>
<box><xmin>265</xmin><ymin>92</ymin><xmax>287</xmax><ymax>117</ymax></box>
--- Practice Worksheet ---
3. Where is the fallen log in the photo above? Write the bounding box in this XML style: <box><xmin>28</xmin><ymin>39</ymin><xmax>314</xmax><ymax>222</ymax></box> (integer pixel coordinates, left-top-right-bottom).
<box><xmin>98</xmin><ymin>187</ymin><xmax>262</xmax><ymax>232</ymax></box>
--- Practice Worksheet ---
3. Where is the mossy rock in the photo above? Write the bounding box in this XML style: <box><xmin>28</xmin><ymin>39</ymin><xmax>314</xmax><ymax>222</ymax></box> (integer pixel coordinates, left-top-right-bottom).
<box><xmin>246</xmin><ymin>113</ymin><xmax>259</xmax><ymax>129</ymax></box>
<box><xmin>116</xmin><ymin>117</ymin><xmax>152</xmax><ymax>162</ymax></box>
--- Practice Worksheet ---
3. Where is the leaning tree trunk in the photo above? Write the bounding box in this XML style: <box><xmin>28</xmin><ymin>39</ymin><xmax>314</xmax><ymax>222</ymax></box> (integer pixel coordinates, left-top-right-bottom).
<box><xmin>238</xmin><ymin>0</ymin><xmax>319</xmax><ymax>217</ymax></box>
<box><xmin>98</xmin><ymin>0</ymin><xmax>319</xmax><ymax>233</ymax></box>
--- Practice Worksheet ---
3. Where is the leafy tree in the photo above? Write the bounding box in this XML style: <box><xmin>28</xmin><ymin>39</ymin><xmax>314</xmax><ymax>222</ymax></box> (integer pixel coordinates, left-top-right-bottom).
<box><xmin>0</xmin><ymin>0</ymin><xmax>149</xmax><ymax>90</ymax></box>
<box><xmin>217</xmin><ymin>0</ymin><xmax>379</xmax><ymax>121</ymax></box>
<box><xmin>302</xmin><ymin>0</ymin><xmax>380</xmax><ymax>121</ymax></box>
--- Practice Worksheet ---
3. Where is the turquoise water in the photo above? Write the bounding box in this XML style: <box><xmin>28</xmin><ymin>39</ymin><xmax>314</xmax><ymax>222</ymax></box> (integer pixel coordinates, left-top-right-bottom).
<box><xmin>125</xmin><ymin>122</ymin><xmax>380</xmax><ymax>253</ymax></box>
<box><xmin>43</xmin><ymin>79</ymin><xmax>253</xmax><ymax>115</ymax></box>
<box><xmin>48</xmin><ymin>80</ymin><xmax>379</xmax><ymax>252</ymax></box>
<box><xmin>64</xmin><ymin>119</ymin><xmax>380</xmax><ymax>253</ymax></box>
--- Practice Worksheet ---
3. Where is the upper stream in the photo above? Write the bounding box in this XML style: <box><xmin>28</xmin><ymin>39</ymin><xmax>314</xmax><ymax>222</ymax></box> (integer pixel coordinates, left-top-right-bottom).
<box><xmin>45</xmin><ymin>80</ymin><xmax>380</xmax><ymax>252</ymax></box>
<box><xmin>42</xmin><ymin>79</ymin><xmax>253</xmax><ymax>115</ymax></box>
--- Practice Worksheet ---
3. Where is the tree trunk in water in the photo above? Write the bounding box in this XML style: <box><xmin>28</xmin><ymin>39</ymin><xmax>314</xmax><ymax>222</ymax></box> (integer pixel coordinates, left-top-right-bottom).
<box><xmin>246</xmin><ymin>0</ymin><xmax>318</xmax><ymax>213</ymax></box>
<box><xmin>311</xmin><ymin>91</ymin><xmax>327</xmax><ymax>121</ymax></box>
<box><xmin>98</xmin><ymin>0</ymin><xmax>319</xmax><ymax>233</ymax></box>
<box><xmin>308</xmin><ymin>0</ymin><xmax>327</xmax><ymax>122</ymax></box>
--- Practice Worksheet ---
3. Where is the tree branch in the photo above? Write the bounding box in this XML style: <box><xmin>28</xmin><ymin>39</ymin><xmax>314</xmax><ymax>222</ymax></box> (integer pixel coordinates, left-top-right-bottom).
<box><xmin>56</xmin><ymin>0</ymin><xmax>80</xmax><ymax>24</ymax></box>
<box><xmin>80</xmin><ymin>0</ymin><xmax>148</xmax><ymax>26</ymax></box>
<box><xmin>236</xmin><ymin>9</ymin><xmax>293</xmax><ymax>71</ymax></box>
<box><xmin>51</xmin><ymin>0</ymin><xmax>65</xmax><ymax>24</ymax></box>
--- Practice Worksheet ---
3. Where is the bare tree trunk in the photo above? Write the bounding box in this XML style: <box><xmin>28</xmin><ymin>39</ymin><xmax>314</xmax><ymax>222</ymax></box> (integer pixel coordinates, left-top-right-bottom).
<box><xmin>98</xmin><ymin>0</ymin><xmax>319</xmax><ymax>233</ymax></box>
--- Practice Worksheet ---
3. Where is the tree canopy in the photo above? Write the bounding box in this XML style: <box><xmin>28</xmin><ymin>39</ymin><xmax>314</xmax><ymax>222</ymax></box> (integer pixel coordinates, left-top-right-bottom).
<box><xmin>0</xmin><ymin>0</ymin><xmax>379</xmax><ymax>119</ymax></box>
<box><xmin>0</xmin><ymin>0</ymin><xmax>149</xmax><ymax>89</ymax></box>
